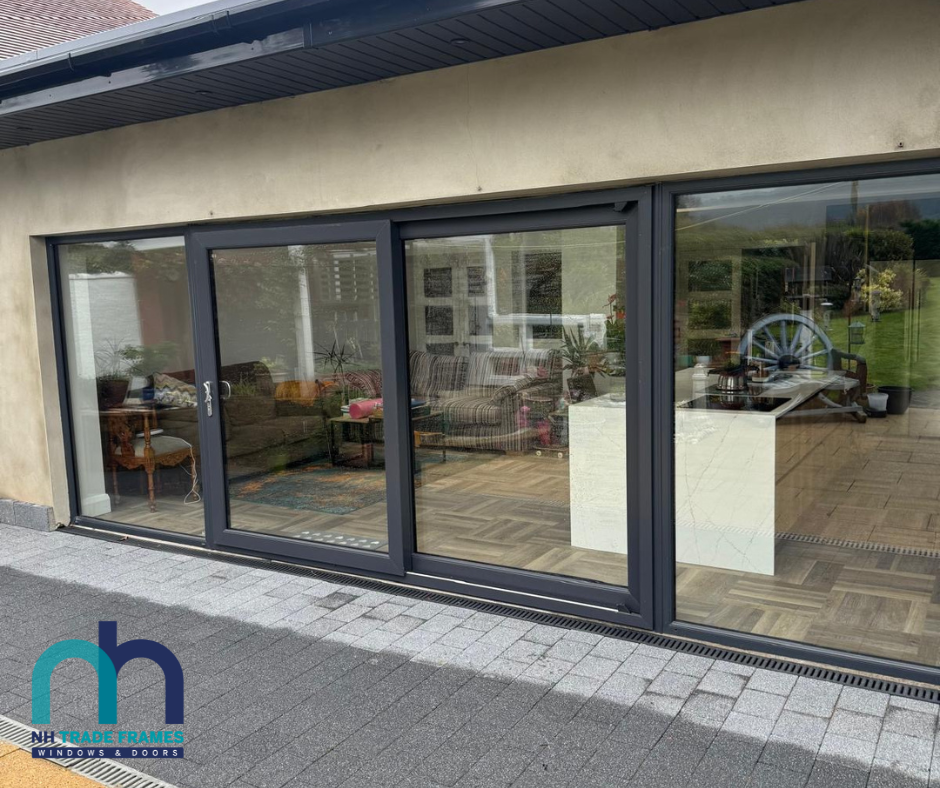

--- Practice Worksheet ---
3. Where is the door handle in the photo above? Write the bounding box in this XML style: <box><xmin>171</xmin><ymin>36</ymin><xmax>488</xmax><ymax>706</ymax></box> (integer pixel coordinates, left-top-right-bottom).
<box><xmin>220</xmin><ymin>380</ymin><xmax>232</xmax><ymax>400</ymax></box>
<box><xmin>203</xmin><ymin>381</ymin><xmax>213</xmax><ymax>417</ymax></box>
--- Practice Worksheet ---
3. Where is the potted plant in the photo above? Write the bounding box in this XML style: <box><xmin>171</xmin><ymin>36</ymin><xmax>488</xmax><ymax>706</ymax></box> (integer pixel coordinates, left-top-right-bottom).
<box><xmin>92</xmin><ymin>339</ymin><xmax>133</xmax><ymax>409</ymax></box>
<box><xmin>865</xmin><ymin>383</ymin><xmax>888</xmax><ymax>416</ymax></box>
<box><xmin>560</xmin><ymin>327</ymin><xmax>609</xmax><ymax>402</ymax></box>
<box><xmin>121</xmin><ymin>341</ymin><xmax>178</xmax><ymax>400</ymax></box>
<box><xmin>314</xmin><ymin>341</ymin><xmax>356</xmax><ymax>405</ymax></box>
<box><xmin>878</xmin><ymin>384</ymin><xmax>913</xmax><ymax>415</ymax></box>
<box><xmin>604</xmin><ymin>293</ymin><xmax>625</xmax><ymax>357</ymax></box>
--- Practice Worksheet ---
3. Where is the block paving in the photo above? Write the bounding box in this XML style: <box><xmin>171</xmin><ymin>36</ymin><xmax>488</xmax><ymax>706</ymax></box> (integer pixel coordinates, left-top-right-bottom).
<box><xmin>0</xmin><ymin>523</ymin><xmax>938</xmax><ymax>788</ymax></box>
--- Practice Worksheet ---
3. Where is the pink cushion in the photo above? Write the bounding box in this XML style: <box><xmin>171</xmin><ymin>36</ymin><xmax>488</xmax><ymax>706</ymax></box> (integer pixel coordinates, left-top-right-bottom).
<box><xmin>348</xmin><ymin>398</ymin><xmax>383</xmax><ymax>418</ymax></box>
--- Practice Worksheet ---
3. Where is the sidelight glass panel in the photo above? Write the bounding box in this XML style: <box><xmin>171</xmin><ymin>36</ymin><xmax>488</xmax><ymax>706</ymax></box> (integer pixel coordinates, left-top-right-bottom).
<box><xmin>674</xmin><ymin>173</ymin><xmax>940</xmax><ymax>666</ymax></box>
<box><xmin>211</xmin><ymin>242</ymin><xmax>388</xmax><ymax>552</ymax></box>
<box><xmin>59</xmin><ymin>238</ymin><xmax>205</xmax><ymax>533</ymax></box>
<box><xmin>407</xmin><ymin>226</ymin><xmax>628</xmax><ymax>585</ymax></box>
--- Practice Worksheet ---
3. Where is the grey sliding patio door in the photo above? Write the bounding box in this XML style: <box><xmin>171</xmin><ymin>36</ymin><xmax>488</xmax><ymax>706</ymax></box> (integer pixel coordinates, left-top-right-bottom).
<box><xmin>188</xmin><ymin>220</ymin><xmax>411</xmax><ymax>576</ymax></box>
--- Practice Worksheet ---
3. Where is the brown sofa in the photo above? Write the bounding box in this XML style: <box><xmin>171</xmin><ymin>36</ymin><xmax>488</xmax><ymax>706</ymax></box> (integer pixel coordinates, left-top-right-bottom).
<box><xmin>157</xmin><ymin>350</ymin><xmax>563</xmax><ymax>470</ymax></box>
<box><xmin>159</xmin><ymin>361</ymin><xmax>333</xmax><ymax>475</ymax></box>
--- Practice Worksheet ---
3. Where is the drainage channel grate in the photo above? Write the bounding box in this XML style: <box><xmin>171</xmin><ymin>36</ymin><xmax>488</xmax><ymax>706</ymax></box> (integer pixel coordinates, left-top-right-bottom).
<box><xmin>0</xmin><ymin>714</ymin><xmax>178</xmax><ymax>788</ymax></box>
<box><xmin>65</xmin><ymin>525</ymin><xmax>940</xmax><ymax>704</ymax></box>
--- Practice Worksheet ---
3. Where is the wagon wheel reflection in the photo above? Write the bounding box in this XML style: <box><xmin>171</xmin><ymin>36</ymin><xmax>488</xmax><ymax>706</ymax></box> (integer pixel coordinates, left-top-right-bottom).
<box><xmin>738</xmin><ymin>313</ymin><xmax>833</xmax><ymax>372</ymax></box>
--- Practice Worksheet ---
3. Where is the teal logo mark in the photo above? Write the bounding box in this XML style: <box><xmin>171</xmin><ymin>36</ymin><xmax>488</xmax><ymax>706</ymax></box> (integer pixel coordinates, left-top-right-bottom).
<box><xmin>31</xmin><ymin>621</ymin><xmax>184</xmax><ymax>725</ymax></box>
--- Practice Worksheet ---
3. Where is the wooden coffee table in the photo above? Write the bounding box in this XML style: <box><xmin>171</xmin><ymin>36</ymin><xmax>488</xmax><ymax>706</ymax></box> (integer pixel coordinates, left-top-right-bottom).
<box><xmin>329</xmin><ymin>407</ymin><xmax>444</xmax><ymax>466</ymax></box>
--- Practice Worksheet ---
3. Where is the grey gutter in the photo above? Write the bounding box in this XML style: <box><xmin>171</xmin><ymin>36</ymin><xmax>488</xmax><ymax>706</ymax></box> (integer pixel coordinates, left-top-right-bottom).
<box><xmin>0</xmin><ymin>0</ymin><xmax>527</xmax><ymax>98</ymax></box>
<box><xmin>0</xmin><ymin>0</ymin><xmax>334</xmax><ymax>95</ymax></box>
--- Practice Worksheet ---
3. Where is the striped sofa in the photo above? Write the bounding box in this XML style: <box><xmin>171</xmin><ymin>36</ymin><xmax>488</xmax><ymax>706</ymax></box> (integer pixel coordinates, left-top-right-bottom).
<box><xmin>409</xmin><ymin>348</ymin><xmax>562</xmax><ymax>452</ymax></box>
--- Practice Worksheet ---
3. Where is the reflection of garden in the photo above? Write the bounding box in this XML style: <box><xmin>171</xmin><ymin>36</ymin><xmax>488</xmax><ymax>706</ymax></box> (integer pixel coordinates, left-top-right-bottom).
<box><xmin>677</xmin><ymin>208</ymin><xmax>940</xmax><ymax>398</ymax></box>
<box><xmin>826</xmin><ymin>291</ymin><xmax>940</xmax><ymax>394</ymax></box>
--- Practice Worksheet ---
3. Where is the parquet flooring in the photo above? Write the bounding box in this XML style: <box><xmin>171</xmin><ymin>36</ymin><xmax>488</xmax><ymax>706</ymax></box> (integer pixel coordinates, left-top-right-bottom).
<box><xmin>679</xmin><ymin>405</ymin><xmax>940</xmax><ymax>667</ymax></box>
<box><xmin>100</xmin><ymin>404</ymin><xmax>940</xmax><ymax>666</ymax></box>
<box><xmin>100</xmin><ymin>451</ymin><xmax>627</xmax><ymax>585</ymax></box>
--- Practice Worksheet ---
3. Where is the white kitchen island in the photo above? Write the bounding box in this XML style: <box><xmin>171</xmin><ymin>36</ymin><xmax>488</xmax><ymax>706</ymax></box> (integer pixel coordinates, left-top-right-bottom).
<box><xmin>569</xmin><ymin>394</ymin><xmax>628</xmax><ymax>554</ymax></box>
<box><xmin>674</xmin><ymin>402</ymin><xmax>777</xmax><ymax>575</ymax></box>
<box><xmin>568</xmin><ymin>370</ymin><xmax>846</xmax><ymax>576</ymax></box>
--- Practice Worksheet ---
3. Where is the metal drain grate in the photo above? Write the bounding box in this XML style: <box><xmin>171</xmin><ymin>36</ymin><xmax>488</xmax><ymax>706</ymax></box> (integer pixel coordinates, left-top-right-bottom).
<box><xmin>780</xmin><ymin>530</ymin><xmax>940</xmax><ymax>559</ymax></box>
<box><xmin>0</xmin><ymin>714</ymin><xmax>179</xmax><ymax>788</ymax></box>
<box><xmin>64</xmin><ymin>524</ymin><xmax>940</xmax><ymax>704</ymax></box>
<box><xmin>0</xmin><ymin>716</ymin><xmax>36</xmax><ymax>749</ymax></box>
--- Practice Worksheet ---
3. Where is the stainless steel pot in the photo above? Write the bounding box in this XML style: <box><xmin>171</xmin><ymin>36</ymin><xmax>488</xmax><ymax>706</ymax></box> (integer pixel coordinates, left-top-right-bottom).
<box><xmin>710</xmin><ymin>368</ymin><xmax>748</xmax><ymax>393</ymax></box>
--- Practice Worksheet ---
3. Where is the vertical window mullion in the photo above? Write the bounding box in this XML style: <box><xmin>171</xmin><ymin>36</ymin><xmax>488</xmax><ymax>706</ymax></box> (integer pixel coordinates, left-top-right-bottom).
<box><xmin>377</xmin><ymin>220</ymin><xmax>414</xmax><ymax>574</ymax></box>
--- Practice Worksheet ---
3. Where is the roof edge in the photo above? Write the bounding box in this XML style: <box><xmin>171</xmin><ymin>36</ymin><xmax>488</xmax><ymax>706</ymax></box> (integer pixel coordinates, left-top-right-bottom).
<box><xmin>0</xmin><ymin>0</ymin><xmax>520</xmax><ymax>98</ymax></box>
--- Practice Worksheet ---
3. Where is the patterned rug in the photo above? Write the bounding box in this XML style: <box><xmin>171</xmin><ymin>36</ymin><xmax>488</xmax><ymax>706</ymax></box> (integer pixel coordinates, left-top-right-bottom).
<box><xmin>229</xmin><ymin>450</ymin><xmax>456</xmax><ymax>515</ymax></box>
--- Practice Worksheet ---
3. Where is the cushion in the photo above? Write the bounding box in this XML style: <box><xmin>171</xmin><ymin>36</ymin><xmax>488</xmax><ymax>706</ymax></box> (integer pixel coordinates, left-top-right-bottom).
<box><xmin>274</xmin><ymin>379</ymin><xmax>337</xmax><ymax>405</ymax></box>
<box><xmin>410</xmin><ymin>351</ymin><xmax>468</xmax><ymax>398</ymax></box>
<box><xmin>467</xmin><ymin>350</ymin><xmax>527</xmax><ymax>388</ymax></box>
<box><xmin>491</xmin><ymin>376</ymin><xmax>539</xmax><ymax>403</ymax></box>
<box><xmin>343</xmin><ymin>369</ymin><xmax>383</xmax><ymax>398</ymax></box>
<box><xmin>152</xmin><ymin>373</ymin><xmax>197</xmax><ymax>408</ymax></box>
<box><xmin>224</xmin><ymin>424</ymin><xmax>285</xmax><ymax>457</ymax></box>
<box><xmin>410</xmin><ymin>351</ymin><xmax>430</xmax><ymax>398</ymax></box>
<box><xmin>441</xmin><ymin>396</ymin><xmax>503</xmax><ymax>427</ymax></box>
<box><xmin>494</xmin><ymin>355</ymin><xmax>522</xmax><ymax>376</ymax></box>
<box><xmin>116</xmin><ymin>435</ymin><xmax>192</xmax><ymax>458</ymax></box>
<box><xmin>225</xmin><ymin>395</ymin><xmax>277</xmax><ymax>425</ymax></box>
<box><xmin>160</xmin><ymin>423</ymin><xmax>199</xmax><ymax>448</ymax></box>
<box><xmin>262</xmin><ymin>416</ymin><xmax>320</xmax><ymax>444</ymax></box>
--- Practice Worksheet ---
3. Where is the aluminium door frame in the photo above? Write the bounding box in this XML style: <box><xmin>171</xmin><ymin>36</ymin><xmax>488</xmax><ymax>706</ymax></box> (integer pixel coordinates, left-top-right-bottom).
<box><xmin>188</xmin><ymin>219</ymin><xmax>410</xmax><ymax>576</ymax></box>
<box><xmin>654</xmin><ymin>156</ymin><xmax>940</xmax><ymax>686</ymax></box>
<box><xmin>397</xmin><ymin>193</ymin><xmax>655</xmax><ymax>628</ymax></box>
<box><xmin>46</xmin><ymin>185</ymin><xmax>655</xmax><ymax>626</ymax></box>
<box><xmin>46</xmin><ymin>231</ymin><xmax>208</xmax><ymax>548</ymax></box>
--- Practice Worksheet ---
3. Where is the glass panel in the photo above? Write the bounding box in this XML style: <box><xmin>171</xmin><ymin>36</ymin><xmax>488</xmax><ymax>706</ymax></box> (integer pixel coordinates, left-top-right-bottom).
<box><xmin>59</xmin><ymin>238</ymin><xmax>204</xmax><ymax>534</ymax></box>
<box><xmin>212</xmin><ymin>242</ymin><xmax>388</xmax><ymax>553</ymax></box>
<box><xmin>407</xmin><ymin>226</ymin><xmax>628</xmax><ymax>585</ymax></box>
<box><xmin>674</xmin><ymin>173</ymin><xmax>940</xmax><ymax>666</ymax></box>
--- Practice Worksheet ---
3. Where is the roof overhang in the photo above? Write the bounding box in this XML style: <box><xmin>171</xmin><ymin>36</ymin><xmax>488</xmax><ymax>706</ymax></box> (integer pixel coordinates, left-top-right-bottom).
<box><xmin>0</xmin><ymin>0</ymin><xmax>808</xmax><ymax>150</ymax></box>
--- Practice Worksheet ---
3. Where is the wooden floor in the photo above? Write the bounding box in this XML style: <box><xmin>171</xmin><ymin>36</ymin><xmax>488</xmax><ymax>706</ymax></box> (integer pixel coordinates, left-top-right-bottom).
<box><xmin>679</xmin><ymin>405</ymin><xmax>940</xmax><ymax>667</ymax></box>
<box><xmin>98</xmin><ymin>489</ymin><xmax>390</xmax><ymax>550</ymax></box>
<box><xmin>99</xmin><ymin>406</ymin><xmax>940</xmax><ymax>666</ymax></box>
<box><xmin>414</xmin><ymin>455</ymin><xmax>627</xmax><ymax>586</ymax></box>
<box><xmin>99</xmin><ymin>452</ymin><xmax>627</xmax><ymax>585</ymax></box>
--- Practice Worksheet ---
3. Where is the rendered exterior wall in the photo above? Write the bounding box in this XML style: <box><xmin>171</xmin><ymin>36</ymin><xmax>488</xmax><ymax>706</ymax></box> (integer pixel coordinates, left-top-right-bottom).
<box><xmin>1</xmin><ymin>0</ymin><xmax>939</xmax><ymax>522</ymax></box>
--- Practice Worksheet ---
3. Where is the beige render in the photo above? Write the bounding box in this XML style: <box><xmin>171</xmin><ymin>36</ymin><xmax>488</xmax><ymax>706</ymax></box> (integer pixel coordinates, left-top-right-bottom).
<box><xmin>1</xmin><ymin>0</ymin><xmax>939</xmax><ymax>523</ymax></box>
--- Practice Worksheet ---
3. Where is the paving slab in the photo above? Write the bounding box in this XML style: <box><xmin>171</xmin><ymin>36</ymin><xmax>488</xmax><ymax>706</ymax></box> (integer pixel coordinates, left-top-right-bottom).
<box><xmin>0</xmin><ymin>524</ymin><xmax>936</xmax><ymax>788</ymax></box>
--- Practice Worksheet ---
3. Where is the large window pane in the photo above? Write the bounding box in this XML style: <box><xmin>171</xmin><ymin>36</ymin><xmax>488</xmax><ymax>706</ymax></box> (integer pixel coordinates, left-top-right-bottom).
<box><xmin>212</xmin><ymin>242</ymin><xmax>388</xmax><ymax>552</ymax></box>
<box><xmin>407</xmin><ymin>226</ymin><xmax>628</xmax><ymax>585</ymax></box>
<box><xmin>59</xmin><ymin>238</ymin><xmax>204</xmax><ymax>533</ymax></box>
<box><xmin>674</xmin><ymin>174</ymin><xmax>940</xmax><ymax>666</ymax></box>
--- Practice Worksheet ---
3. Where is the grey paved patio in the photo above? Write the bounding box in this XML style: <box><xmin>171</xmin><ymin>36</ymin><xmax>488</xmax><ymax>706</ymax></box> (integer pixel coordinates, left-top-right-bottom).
<box><xmin>0</xmin><ymin>523</ymin><xmax>938</xmax><ymax>788</ymax></box>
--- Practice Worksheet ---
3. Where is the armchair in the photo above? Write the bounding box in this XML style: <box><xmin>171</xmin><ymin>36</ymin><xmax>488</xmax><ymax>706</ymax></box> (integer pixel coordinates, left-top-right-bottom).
<box><xmin>106</xmin><ymin>405</ymin><xmax>197</xmax><ymax>512</ymax></box>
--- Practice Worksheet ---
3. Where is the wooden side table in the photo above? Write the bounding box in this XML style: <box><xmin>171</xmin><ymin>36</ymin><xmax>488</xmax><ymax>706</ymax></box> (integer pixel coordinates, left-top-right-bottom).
<box><xmin>327</xmin><ymin>415</ymin><xmax>378</xmax><ymax>466</ymax></box>
<box><xmin>412</xmin><ymin>410</ymin><xmax>446</xmax><ymax>463</ymax></box>
<box><xmin>329</xmin><ymin>408</ymin><xmax>446</xmax><ymax>466</ymax></box>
